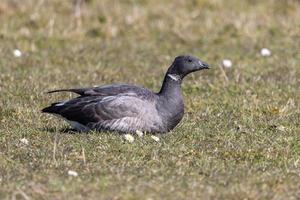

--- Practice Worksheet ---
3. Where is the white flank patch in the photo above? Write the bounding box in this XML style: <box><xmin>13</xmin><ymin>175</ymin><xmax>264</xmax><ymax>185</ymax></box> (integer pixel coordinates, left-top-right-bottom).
<box><xmin>52</xmin><ymin>114</ymin><xmax>90</xmax><ymax>132</ymax></box>
<box><xmin>13</xmin><ymin>49</ymin><xmax>22</xmax><ymax>57</ymax></box>
<box><xmin>136</xmin><ymin>130</ymin><xmax>143</xmax><ymax>137</ymax></box>
<box><xmin>167</xmin><ymin>74</ymin><xmax>180</xmax><ymax>81</ymax></box>
<box><xmin>20</xmin><ymin>138</ymin><xmax>29</xmax><ymax>145</ymax></box>
<box><xmin>101</xmin><ymin>96</ymin><xmax>115</xmax><ymax>102</ymax></box>
<box><xmin>151</xmin><ymin>135</ymin><xmax>160</xmax><ymax>142</ymax></box>
<box><xmin>67</xmin><ymin>120</ymin><xmax>90</xmax><ymax>132</ymax></box>
<box><xmin>260</xmin><ymin>48</ymin><xmax>271</xmax><ymax>57</ymax></box>
<box><xmin>68</xmin><ymin>170</ymin><xmax>78</xmax><ymax>177</ymax></box>
<box><xmin>222</xmin><ymin>59</ymin><xmax>232</xmax><ymax>68</ymax></box>
<box><xmin>56</xmin><ymin>101</ymin><xmax>67</xmax><ymax>106</ymax></box>
<box><xmin>124</xmin><ymin>134</ymin><xmax>134</xmax><ymax>143</ymax></box>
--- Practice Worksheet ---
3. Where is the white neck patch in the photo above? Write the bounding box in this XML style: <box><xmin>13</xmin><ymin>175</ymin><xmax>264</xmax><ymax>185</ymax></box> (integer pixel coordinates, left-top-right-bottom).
<box><xmin>167</xmin><ymin>74</ymin><xmax>181</xmax><ymax>81</ymax></box>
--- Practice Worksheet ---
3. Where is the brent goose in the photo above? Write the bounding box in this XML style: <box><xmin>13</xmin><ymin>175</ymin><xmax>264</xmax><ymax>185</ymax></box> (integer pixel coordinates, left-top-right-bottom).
<box><xmin>42</xmin><ymin>55</ymin><xmax>209</xmax><ymax>133</ymax></box>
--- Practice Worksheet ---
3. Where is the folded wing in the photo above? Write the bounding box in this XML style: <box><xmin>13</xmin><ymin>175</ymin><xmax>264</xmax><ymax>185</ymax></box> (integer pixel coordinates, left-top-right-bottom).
<box><xmin>42</xmin><ymin>92</ymin><xmax>160</xmax><ymax>132</ymax></box>
<box><xmin>47</xmin><ymin>84</ymin><xmax>152</xmax><ymax>97</ymax></box>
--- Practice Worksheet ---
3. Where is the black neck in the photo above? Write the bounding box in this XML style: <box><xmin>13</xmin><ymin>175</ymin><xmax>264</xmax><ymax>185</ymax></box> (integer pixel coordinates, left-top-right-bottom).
<box><xmin>158</xmin><ymin>73</ymin><xmax>182</xmax><ymax>96</ymax></box>
<box><xmin>157</xmin><ymin>72</ymin><xmax>185</xmax><ymax>131</ymax></box>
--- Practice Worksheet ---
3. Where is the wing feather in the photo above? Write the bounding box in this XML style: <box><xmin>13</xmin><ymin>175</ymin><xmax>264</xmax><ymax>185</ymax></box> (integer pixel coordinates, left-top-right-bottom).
<box><xmin>47</xmin><ymin>84</ymin><xmax>153</xmax><ymax>97</ymax></box>
<box><xmin>43</xmin><ymin>84</ymin><xmax>161</xmax><ymax>132</ymax></box>
<box><xmin>45</xmin><ymin>93</ymin><xmax>159</xmax><ymax>132</ymax></box>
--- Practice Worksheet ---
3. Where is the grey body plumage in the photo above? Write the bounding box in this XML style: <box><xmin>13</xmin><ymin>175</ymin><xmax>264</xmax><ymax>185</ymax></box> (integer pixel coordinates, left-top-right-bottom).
<box><xmin>42</xmin><ymin>55</ymin><xmax>209</xmax><ymax>133</ymax></box>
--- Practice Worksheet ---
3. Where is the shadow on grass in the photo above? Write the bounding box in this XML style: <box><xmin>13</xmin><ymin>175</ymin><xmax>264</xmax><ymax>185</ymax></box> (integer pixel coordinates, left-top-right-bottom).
<box><xmin>40</xmin><ymin>126</ymin><xmax>79</xmax><ymax>134</ymax></box>
<box><xmin>39</xmin><ymin>126</ymin><xmax>127</xmax><ymax>135</ymax></box>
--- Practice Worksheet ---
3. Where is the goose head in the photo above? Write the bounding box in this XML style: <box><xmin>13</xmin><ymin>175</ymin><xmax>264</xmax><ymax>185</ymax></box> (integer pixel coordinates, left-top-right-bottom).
<box><xmin>166</xmin><ymin>55</ymin><xmax>209</xmax><ymax>81</ymax></box>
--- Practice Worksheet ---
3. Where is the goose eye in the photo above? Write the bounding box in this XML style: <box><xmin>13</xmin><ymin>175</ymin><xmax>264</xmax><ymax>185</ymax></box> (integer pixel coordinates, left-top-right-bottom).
<box><xmin>187</xmin><ymin>59</ymin><xmax>192</xmax><ymax>62</ymax></box>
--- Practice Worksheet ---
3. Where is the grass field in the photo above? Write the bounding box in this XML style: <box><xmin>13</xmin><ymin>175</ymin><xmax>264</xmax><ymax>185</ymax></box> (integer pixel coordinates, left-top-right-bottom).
<box><xmin>0</xmin><ymin>0</ymin><xmax>299</xmax><ymax>199</ymax></box>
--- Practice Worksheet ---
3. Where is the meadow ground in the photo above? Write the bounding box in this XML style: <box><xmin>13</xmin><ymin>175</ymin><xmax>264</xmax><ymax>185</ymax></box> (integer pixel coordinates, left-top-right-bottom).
<box><xmin>0</xmin><ymin>0</ymin><xmax>299</xmax><ymax>199</ymax></box>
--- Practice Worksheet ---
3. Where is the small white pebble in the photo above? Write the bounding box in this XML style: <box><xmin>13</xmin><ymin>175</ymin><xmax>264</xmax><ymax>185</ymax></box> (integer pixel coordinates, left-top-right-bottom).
<box><xmin>109</xmin><ymin>26</ymin><xmax>118</xmax><ymax>37</ymax></box>
<box><xmin>136</xmin><ymin>130</ymin><xmax>143</xmax><ymax>137</ymax></box>
<box><xmin>125</xmin><ymin>15</ymin><xmax>134</xmax><ymax>25</ymax></box>
<box><xmin>20</xmin><ymin>138</ymin><xmax>29</xmax><ymax>145</ymax></box>
<box><xmin>260</xmin><ymin>48</ymin><xmax>271</xmax><ymax>57</ymax></box>
<box><xmin>151</xmin><ymin>135</ymin><xmax>160</xmax><ymax>142</ymax></box>
<box><xmin>222</xmin><ymin>59</ymin><xmax>232</xmax><ymax>68</ymax></box>
<box><xmin>13</xmin><ymin>49</ymin><xmax>22</xmax><ymax>57</ymax></box>
<box><xmin>68</xmin><ymin>170</ymin><xmax>78</xmax><ymax>177</ymax></box>
<box><xmin>124</xmin><ymin>134</ymin><xmax>134</xmax><ymax>143</ymax></box>
<box><xmin>276</xmin><ymin>125</ymin><xmax>286</xmax><ymax>132</ymax></box>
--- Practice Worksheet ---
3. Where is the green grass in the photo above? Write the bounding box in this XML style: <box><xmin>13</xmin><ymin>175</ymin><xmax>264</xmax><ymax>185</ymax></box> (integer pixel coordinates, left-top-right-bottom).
<box><xmin>0</xmin><ymin>0</ymin><xmax>299</xmax><ymax>199</ymax></box>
